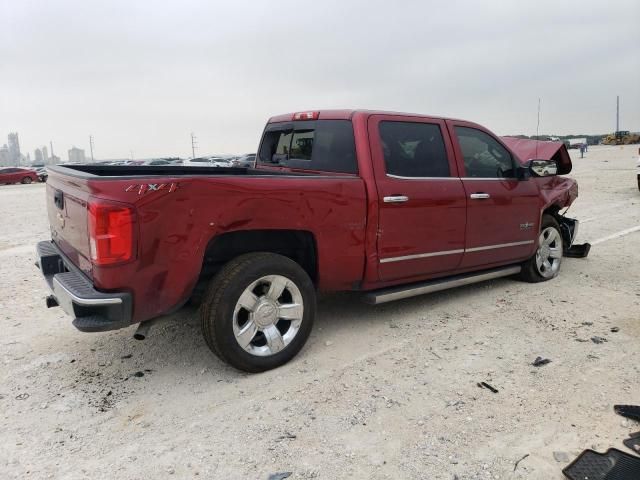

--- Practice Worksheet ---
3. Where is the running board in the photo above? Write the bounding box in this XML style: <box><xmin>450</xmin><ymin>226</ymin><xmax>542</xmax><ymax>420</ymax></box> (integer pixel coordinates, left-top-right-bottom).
<box><xmin>363</xmin><ymin>265</ymin><xmax>522</xmax><ymax>305</ymax></box>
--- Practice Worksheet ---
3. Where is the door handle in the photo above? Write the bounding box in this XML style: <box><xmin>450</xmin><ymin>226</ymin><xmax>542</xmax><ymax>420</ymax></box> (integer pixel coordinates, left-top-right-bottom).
<box><xmin>383</xmin><ymin>195</ymin><xmax>409</xmax><ymax>203</ymax></box>
<box><xmin>470</xmin><ymin>193</ymin><xmax>490</xmax><ymax>199</ymax></box>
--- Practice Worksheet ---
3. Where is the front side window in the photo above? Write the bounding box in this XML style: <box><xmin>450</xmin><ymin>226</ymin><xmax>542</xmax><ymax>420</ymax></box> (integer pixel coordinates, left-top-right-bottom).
<box><xmin>455</xmin><ymin>127</ymin><xmax>515</xmax><ymax>178</ymax></box>
<box><xmin>378</xmin><ymin>121</ymin><xmax>450</xmax><ymax>177</ymax></box>
<box><xmin>258</xmin><ymin>120</ymin><xmax>357</xmax><ymax>174</ymax></box>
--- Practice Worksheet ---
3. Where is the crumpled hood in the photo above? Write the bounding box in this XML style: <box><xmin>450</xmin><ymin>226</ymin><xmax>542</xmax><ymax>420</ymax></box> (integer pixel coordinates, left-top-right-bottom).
<box><xmin>501</xmin><ymin>137</ymin><xmax>572</xmax><ymax>175</ymax></box>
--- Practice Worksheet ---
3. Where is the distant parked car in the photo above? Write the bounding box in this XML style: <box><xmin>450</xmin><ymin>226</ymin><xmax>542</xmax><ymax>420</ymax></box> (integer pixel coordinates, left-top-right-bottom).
<box><xmin>0</xmin><ymin>167</ymin><xmax>40</xmax><ymax>185</ymax></box>
<box><xmin>231</xmin><ymin>153</ymin><xmax>256</xmax><ymax>168</ymax></box>
<box><xmin>35</xmin><ymin>167</ymin><xmax>48</xmax><ymax>182</ymax></box>
<box><xmin>144</xmin><ymin>159</ymin><xmax>172</xmax><ymax>166</ymax></box>
<box><xmin>183</xmin><ymin>156</ymin><xmax>231</xmax><ymax>167</ymax></box>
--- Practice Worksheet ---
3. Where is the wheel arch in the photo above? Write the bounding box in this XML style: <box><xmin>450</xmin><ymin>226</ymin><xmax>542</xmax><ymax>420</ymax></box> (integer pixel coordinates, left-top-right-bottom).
<box><xmin>199</xmin><ymin>229</ymin><xmax>318</xmax><ymax>288</ymax></box>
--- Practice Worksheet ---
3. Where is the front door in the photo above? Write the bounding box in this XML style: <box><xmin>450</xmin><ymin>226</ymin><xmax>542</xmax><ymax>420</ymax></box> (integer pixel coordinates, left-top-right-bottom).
<box><xmin>369</xmin><ymin>115</ymin><xmax>467</xmax><ymax>282</ymax></box>
<box><xmin>447</xmin><ymin>121</ymin><xmax>540</xmax><ymax>269</ymax></box>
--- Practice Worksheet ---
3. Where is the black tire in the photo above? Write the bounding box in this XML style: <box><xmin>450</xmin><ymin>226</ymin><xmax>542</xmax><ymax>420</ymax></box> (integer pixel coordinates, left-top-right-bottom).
<box><xmin>21</xmin><ymin>176</ymin><xmax>32</xmax><ymax>184</ymax></box>
<box><xmin>637</xmin><ymin>174</ymin><xmax>640</xmax><ymax>192</ymax></box>
<box><xmin>200</xmin><ymin>252</ymin><xmax>316</xmax><ymax>372</ymax></box>
<box><xmin>518</xmin><ymin>214</ymin><xmax>563</xmax><ymax>283</ymax></box>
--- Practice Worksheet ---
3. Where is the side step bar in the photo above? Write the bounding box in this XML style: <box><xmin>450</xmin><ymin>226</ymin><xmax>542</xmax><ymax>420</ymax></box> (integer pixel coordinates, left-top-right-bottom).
<box><xmin>363</xmin><ymin>265</ymin><xmax>522</xmax><ymax>305</ymax></box>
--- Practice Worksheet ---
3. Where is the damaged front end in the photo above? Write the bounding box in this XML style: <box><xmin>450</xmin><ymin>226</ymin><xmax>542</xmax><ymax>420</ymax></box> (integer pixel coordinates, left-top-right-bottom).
<box><xmin>554</xmin><ymin>214</ymin><xmax>591</xmax><ymax>258</ymax></box>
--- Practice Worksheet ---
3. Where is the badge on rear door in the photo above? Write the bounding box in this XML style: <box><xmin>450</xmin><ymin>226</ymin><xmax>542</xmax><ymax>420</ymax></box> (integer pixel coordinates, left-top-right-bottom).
<box><xmin>520</xmin><ymin>222</ymin><xmax>534</xmax><ymax>230</ymax></box>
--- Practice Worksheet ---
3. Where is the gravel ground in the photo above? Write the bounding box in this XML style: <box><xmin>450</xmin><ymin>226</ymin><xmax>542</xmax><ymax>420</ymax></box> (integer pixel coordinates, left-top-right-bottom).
<box><xmin>1</xmin><ymin>145</ymin><xmax>639</xmax><ymax>480</ymax></box>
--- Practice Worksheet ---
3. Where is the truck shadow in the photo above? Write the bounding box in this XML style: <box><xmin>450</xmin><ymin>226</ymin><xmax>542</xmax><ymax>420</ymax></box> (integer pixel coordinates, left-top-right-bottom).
<box><xmin>74</xmin><ymin>277</ymin><xmax>516</xmax><ymax>381</ymax></box>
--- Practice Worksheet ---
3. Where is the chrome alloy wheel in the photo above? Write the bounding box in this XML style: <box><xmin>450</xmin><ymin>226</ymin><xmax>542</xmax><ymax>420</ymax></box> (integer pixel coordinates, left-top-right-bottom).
<box><xmin>232</xmin><ymin>275</ymin><xmax>304</xmax><ymax>357</ymax></box>
<box><xmin>535</xmin><ymin>226</ymin><xmax>563</xmax><ymax>278</ymax></box>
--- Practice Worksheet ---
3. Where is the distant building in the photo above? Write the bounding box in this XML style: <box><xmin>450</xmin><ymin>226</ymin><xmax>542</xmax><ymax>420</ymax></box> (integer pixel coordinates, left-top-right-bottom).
<box><xmin>8</xmin><ymin>132</ymin><xmax>20</xmax><ymax>165</ymax></box>
<box><xmin>42</xmin><ymin>146</ymin><xmax>49</xmax><ymax>164</ymax></box>
<box><xmin>68</xmin><ymin>146</ymin><xmax>86</xmax><ymax>163</ymax></box>
<box><xmin>34</xmin><ymin>148</ymin><xmax>44</xmax><ymax>164</ymax></box>
<box><xmin>0</xmin><ymin>144</ymin><xmax>10</xmax><ymax>166</ymax></box>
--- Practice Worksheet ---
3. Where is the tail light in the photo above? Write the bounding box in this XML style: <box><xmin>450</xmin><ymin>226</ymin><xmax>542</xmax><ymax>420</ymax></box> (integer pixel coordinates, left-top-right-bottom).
<box><xmin>87</xmin><ymin>198</ymin><xmax>136</xmax><ymax>266</ymax></box>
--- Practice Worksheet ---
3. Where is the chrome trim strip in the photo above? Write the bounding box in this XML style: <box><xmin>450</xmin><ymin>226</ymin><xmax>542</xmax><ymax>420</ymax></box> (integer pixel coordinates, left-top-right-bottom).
<box><xmin>460</xmin><ymin>177</ymin><xmax>518</xmax><ymax>181</ymax></box>
<box><xmin>386</xmin><ymin>174</ymin><xmax>460</xmax><ymax>180</ymax></box>
<box><xmin>380</xmin><ymin>240</ymin><xmax>534</xmax><ymax>263</ymax></box>
<box><xmin>465</xmin><ymin>240</ymin><xmax>534</xmax><ymax>252</ymax></box>
<box><xmin>364</xmin><ymin>265</ymin><xmax>522</xmax><ymax>304</ymax></box>
<box><xmin>380</xmin><ymin>249</ymin><xmax>464</xmax><ymax>263</ymax></box>
<box><xmin>383</xmin><ymin>195</ymin><xmax>409</xmax><ymax>203</ymax></box>
<box><xmin>52</xmin><ymin>276</ymin><xmax>123</xmax><ymax>306</ymax></box>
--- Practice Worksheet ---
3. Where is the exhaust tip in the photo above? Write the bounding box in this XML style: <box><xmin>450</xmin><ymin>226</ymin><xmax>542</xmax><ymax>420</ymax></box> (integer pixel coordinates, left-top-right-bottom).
<box><xmin>133</xmin><ymin>321</ymin><xmax>153</xmax><ymax>341</ymax></box>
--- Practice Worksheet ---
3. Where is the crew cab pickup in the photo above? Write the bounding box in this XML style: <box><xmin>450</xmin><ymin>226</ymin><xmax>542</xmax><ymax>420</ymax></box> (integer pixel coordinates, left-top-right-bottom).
<box><xmin>37</xmin><ymin>110</ymin><xmax>583</xmax><ymax>372</ymax></box>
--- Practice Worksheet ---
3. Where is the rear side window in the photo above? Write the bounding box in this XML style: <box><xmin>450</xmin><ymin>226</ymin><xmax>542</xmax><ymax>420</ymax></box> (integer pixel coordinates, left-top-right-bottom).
<box><xmin>379</xmin><ymin>121</ymin><xmax>450</xmax><ymax>177</ymax></box>
<box><xmin>258</xmin><ymin>120</ymin><xmax>357</xmax><ymax>174</ymax></box>
<box><xmin>455</xmin><ymin>127</ymin><xmax>516</xmax><ymax>178</ymax></box>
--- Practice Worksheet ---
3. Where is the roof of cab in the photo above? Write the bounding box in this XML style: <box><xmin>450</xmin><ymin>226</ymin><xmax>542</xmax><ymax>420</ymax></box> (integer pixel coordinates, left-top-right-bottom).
<box><xmin>267</xmin><ymin>109</ymin><xmax>471</xmax><ymax>124</ymax></box>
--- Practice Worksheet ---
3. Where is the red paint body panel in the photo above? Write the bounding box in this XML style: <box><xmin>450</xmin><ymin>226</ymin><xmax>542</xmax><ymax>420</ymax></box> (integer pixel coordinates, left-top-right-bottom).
<box><xmin>367</xmin><ymin>114</ymin><xmax>466</xmax><ymax>280</ymax></box>
<box><xmin>44</xmin><ymin>110</ymin><xmax>579</xmax><ymax>325</ymax></box>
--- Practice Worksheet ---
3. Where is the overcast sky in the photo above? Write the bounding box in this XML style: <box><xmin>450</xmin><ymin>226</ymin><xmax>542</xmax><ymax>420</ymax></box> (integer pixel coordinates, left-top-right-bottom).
<box><xmin>2</xmin><ymin>0</ymin><xmax>639</xmax><ymax>160</ymax></box>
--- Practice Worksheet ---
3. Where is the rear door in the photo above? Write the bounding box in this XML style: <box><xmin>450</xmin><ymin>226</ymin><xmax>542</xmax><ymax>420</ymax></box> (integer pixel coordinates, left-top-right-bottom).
<box><xmin>447</xmin><ymin>120</ymin><xmax>540</xmax><ymax>269</ymax></box>
<box><xmin>368</xmin><ymin>115</ymin><xmax>466</xmax><ymax>282</ymax></box>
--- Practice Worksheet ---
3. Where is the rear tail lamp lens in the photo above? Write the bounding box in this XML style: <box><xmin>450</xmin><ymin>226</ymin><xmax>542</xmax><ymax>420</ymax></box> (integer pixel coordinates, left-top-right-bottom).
<box><xmin>88</xmin><ymin>199</ymin><xmax>136</xmax><ymax>266</ymax></box>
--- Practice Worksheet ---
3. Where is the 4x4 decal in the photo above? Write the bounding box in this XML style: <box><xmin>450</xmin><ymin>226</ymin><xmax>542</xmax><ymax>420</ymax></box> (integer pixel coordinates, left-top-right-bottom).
<box><xmin>125</xmin><ymin>182</ymin><xmax>179</xmax><ymax>195</ymax></box>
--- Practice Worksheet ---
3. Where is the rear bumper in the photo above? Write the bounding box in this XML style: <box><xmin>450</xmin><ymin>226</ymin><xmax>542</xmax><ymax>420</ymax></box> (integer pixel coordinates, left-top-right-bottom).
<box><xmin>36</xmin><ymin>241</ymin><xmax>132</xmax><ymax>332</ymax></box>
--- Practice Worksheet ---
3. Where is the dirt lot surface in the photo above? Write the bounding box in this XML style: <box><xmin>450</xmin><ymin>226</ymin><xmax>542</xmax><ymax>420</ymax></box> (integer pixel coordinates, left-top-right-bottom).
<box><xmin>1</xmin><ymin>145</ymin><xmax>639</xmax><ymax>480</ymax></box>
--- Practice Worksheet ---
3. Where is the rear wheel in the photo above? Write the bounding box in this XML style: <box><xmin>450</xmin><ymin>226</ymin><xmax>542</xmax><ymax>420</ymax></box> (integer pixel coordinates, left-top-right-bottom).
<box><xmin>21</xmin><ymin>176</ymin><xmax>32</xmax><ymax>184</ymax></box>
<box><xmin>519</xmin><ymin>215</ymin><xmax>563</xmax><ymax>283</ymax></box>
<box><xmin>200</xmin><ymin>252</ymin><xmax>316</xmax><ymax>372</ymax></box>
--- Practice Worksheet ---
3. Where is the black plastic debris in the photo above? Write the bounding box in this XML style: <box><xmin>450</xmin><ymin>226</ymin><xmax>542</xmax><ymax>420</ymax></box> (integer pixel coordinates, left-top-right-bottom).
<box><xmin>591</xmin><ymin>336</ymin><xmax>607</xmax><ymax>344</ymax></box>
<box><xmin>133</xmin><ymin>371</ymin><xmax>144</xmax><ymax>378</ymax></box>
<box><xmin>614</xmin><ymin>405</ymin><xmax>640</xmax><ymax>423</ymax></box>
<box><xmin>562</xmin><ymin>448</ymin><xmax>640</xmax><ymax>480</ymax></box>
<box><xmin>611</xmin><ymin>327</ymin><xmax>620</xmax><ymax>333</ymax></box>
<box><xmin>564</xmin><ymin>243</ymin><xmax>591</xmax><ymax>258</ymax></box>
<box><xmin>532</xmin><ymin>356</ymin><xmax>552</xmax><ymax>367</ymax></box>
<box><xmin>623</xmin><ymin>436</ymin><xmax>640</xmax><ymax>454</ymax></box>
<box><xmin>477</xmin><ymin>382</ymin><xmax>498</xmax><ymax>393</ymax></box>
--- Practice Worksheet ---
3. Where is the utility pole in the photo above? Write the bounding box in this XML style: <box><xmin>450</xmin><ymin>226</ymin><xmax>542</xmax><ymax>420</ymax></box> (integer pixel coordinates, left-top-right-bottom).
<box><xmin>191</xmin><ymin>132</ymin><xmax>198</xmax><ymax>159</ymax></box>
<box><xmin>50</xmin><ymin>141</ymin><xmax>55</xmax><ymax>163</ymax></box>
<box><xmin>616</xmin><ymin>95</ymin><xmax>620</xmax><ymax>132</ymax></box>
<box><xmin>89</xmin><ymin>135</ymin><xmax>95</xmax><ymax>162</ymax></box>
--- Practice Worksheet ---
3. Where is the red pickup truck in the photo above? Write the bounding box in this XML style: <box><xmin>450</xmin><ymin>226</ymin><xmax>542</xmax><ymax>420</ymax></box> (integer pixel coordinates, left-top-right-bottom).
<box><xmin>37</xmin><ymin>110</ymin><xmax>585</xmax><ymax>372</ymax></box>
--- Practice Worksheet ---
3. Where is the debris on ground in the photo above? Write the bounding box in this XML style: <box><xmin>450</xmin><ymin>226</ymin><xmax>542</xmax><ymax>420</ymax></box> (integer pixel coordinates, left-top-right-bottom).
<box><xmin>591</xmin><ymin>336</ymin><xmax>607</xmax><ymax>344</ymax></box>
<box><xmin>268</xmin><ymin>472</ymin><xmax>292</xmax><ymax>480</ymax></box>
<box><xmin>614</xmin><ymin>405</ymin><xmax>640</xmax><ymax>422</ymax></box>
<box><xmin>513</xmin><ymin>453</ymin><xmax>529</xmax><ymax>471</ymax></box>
<box><xmin>532</xmin><ymin>356</ymin><xmax>552</xmax><ymax>367</ymax></box>
<box><xmin>553</xmin><ymin>451</ymin><xmax>570</xmax><ymax>462</ymax></box>
<box><xmin>477</xmin><ymin>382</ymin><xmax>499</xmax><ymax>393</ymax></box>
<box><xmin>611</xmin><ymin>327</ymin><xmax>620</xmax><ymax>333</ymax></box>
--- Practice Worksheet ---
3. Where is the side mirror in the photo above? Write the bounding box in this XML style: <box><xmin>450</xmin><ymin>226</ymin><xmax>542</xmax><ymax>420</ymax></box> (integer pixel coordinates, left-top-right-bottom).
<box><xmin>529</xmin><ymin>159</ymin><xmax>558</xmax><ymax>177</ymax></box>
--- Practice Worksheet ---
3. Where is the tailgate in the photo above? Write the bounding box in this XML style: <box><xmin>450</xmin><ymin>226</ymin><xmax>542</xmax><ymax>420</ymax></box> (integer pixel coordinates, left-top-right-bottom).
<box><xmin>46</xmin><ymin>173</ymin><xmax>93</xmax><ymax>277</ymax></box>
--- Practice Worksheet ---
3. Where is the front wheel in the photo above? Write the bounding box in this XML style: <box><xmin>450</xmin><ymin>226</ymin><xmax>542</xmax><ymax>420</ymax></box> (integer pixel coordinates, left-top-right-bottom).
<box><xmin>200</xmin><ymin>252</ymin><xmax>316</xmax><ymax>372</ymax></box>
<box><xmin>518</xmin><ymin>215</ymin><xmax>563</xmax><ymax>283</ymax></box>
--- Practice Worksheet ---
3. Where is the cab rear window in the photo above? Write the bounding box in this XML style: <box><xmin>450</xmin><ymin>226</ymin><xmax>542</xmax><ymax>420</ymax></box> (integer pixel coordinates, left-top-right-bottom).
<box><xmin>258</xmin><ymin>120</ymin><xmax>357</xmax><ymax>174</ymax></box>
